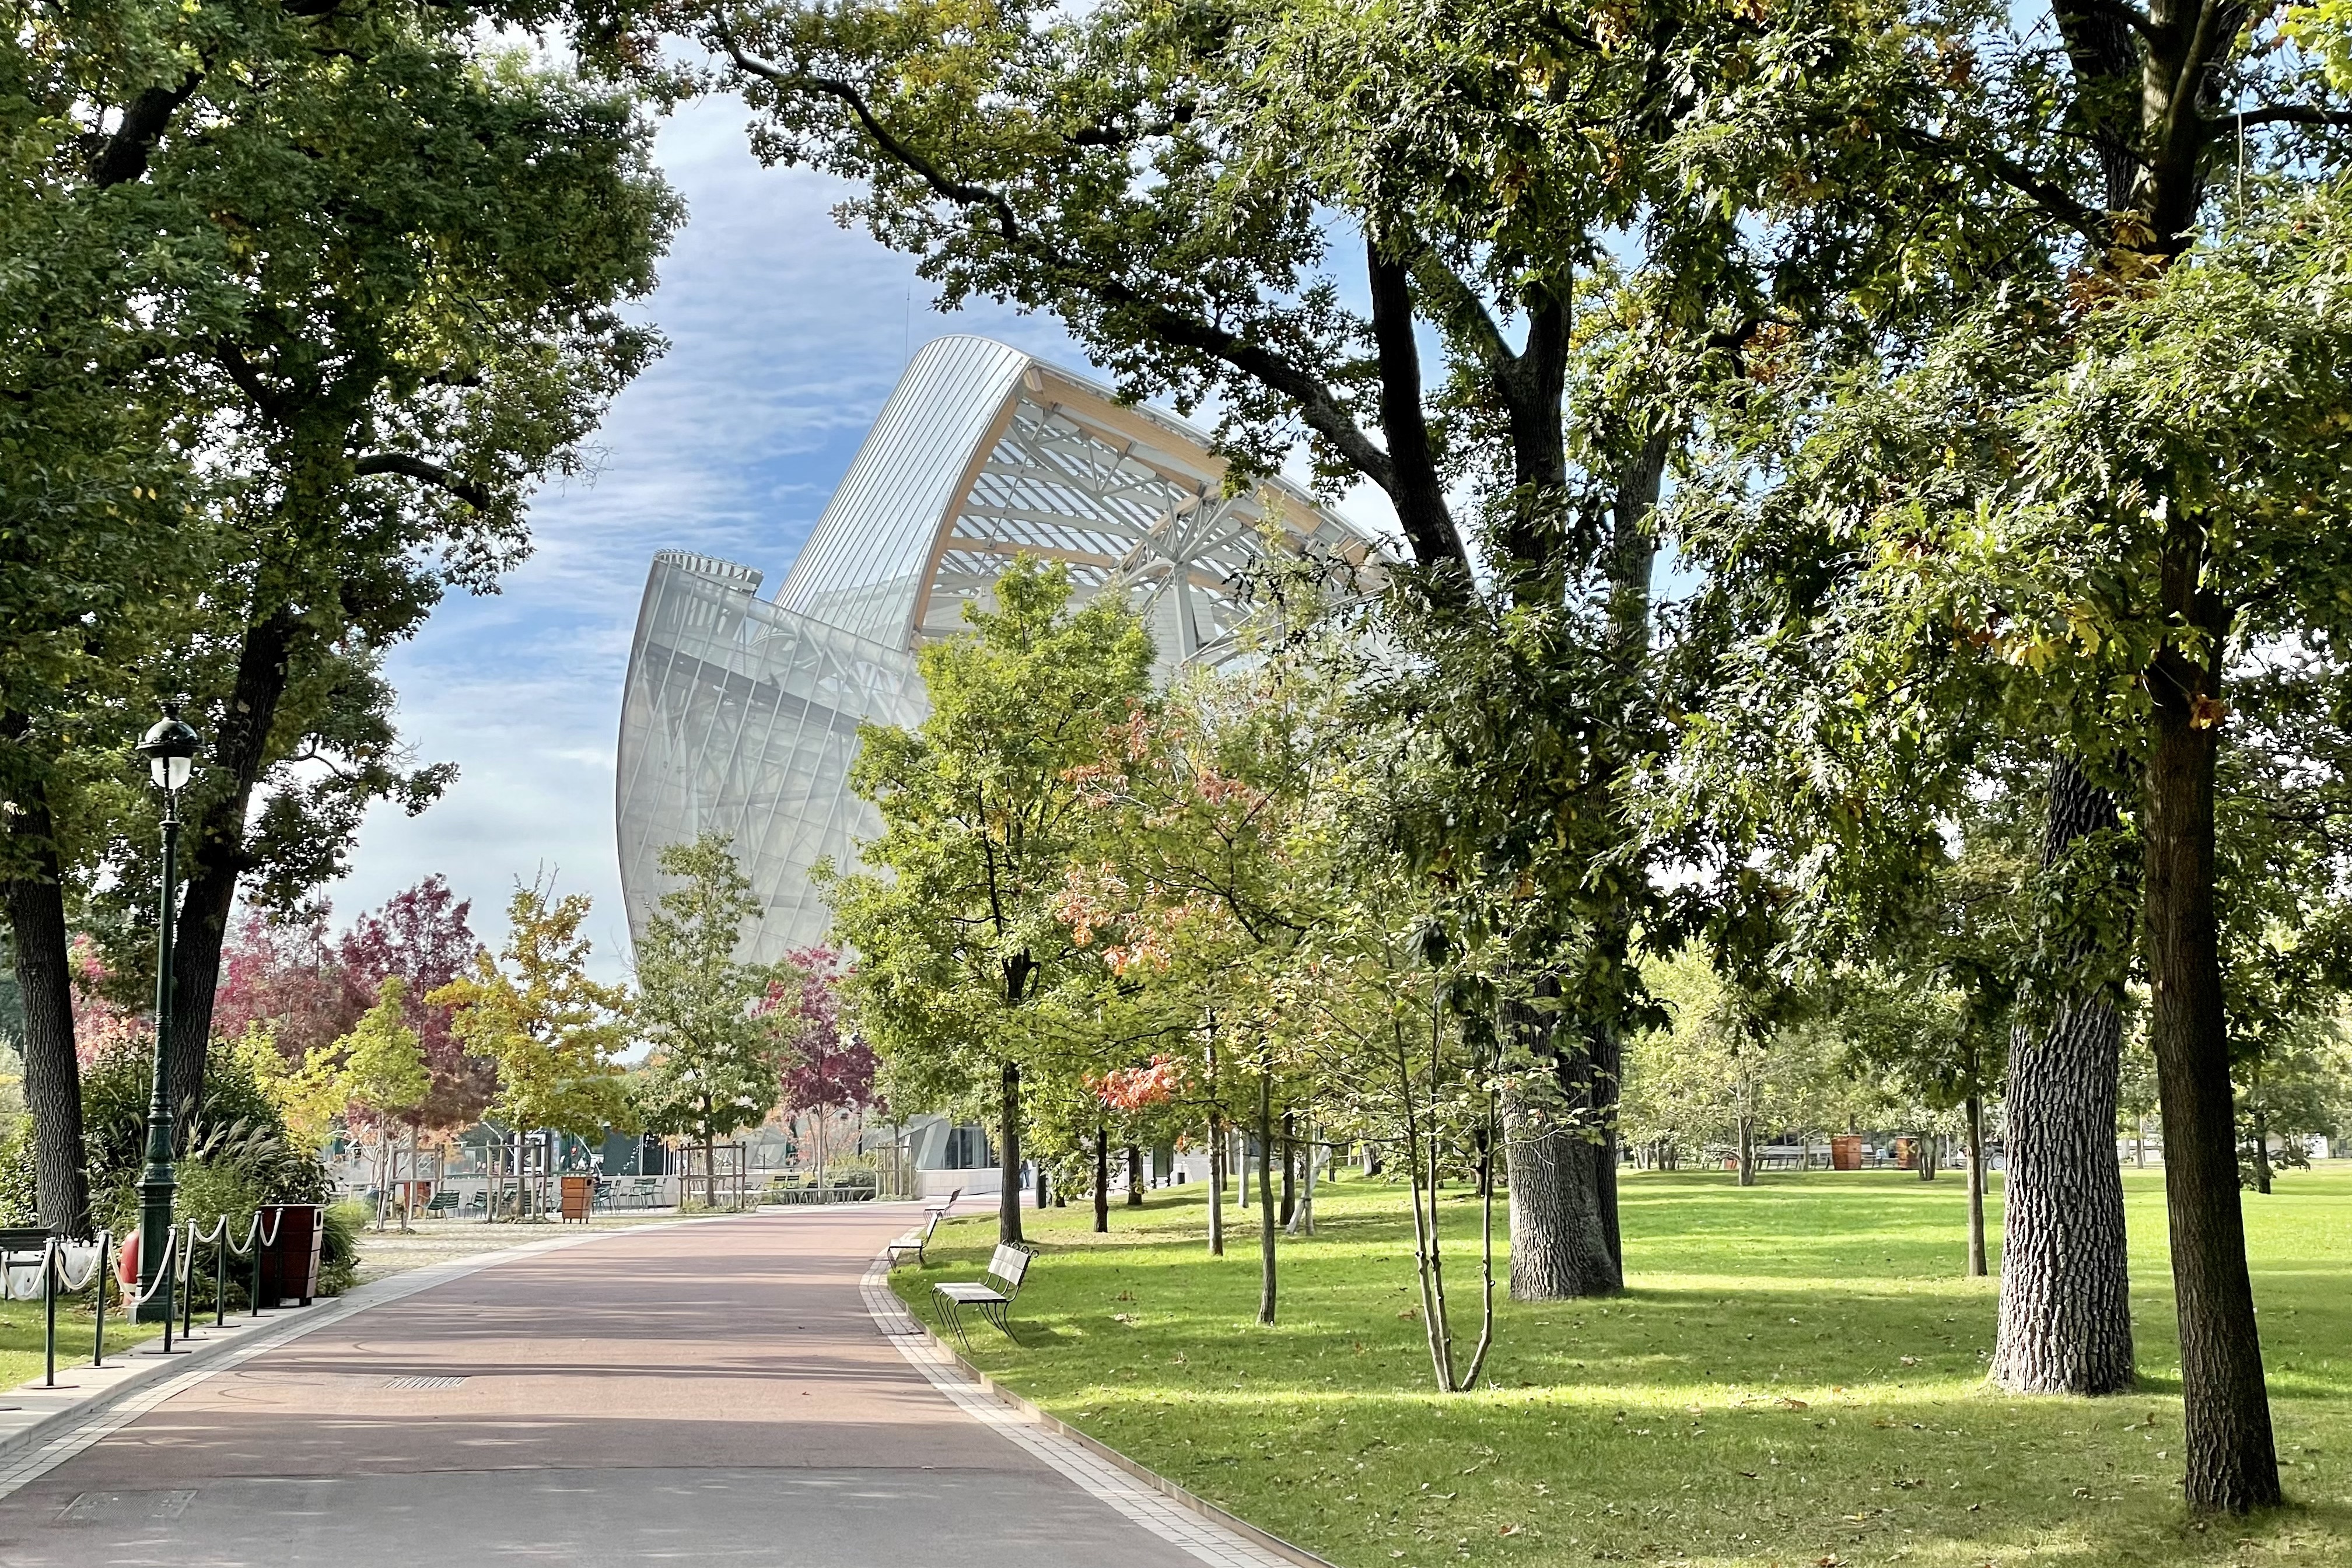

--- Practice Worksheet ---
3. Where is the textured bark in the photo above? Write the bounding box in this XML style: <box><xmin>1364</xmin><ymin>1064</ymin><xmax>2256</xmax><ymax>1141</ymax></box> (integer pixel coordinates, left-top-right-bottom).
<box><xmin>1917</xmin><ymin>1132</ymin><xmax>1939</xmax><ymax>1181</ymax></box>
<box><xmin>1093</xmin><ymin>1123</ymin><xmax>1109</xmax><ymax>1233</ymax></box>
<box><xmin>1364</xmin><ymin>251</ymin><xmax>1472</xmax><ymax>579</ymax></box>
<box><xmin>1206</xmin><ymin>1112</ymin><xmax>1225</xmax><ymax>1256</ymax></box>
<box><xmin>1735</xmin><ymin>1114</ymin><xmax>1757</xmax><ymax>1186</ymax></box>
<box><xmin>3</xmin><ymin>786</ymin><xmax>92</xmax><ymax>1236</ymax></box>
<box><xmin>1125</xmin><ymin>1143</ymin><xmax>1143</xmax><ymax>1206</ymax></box>
<box><xmin>1966</xmin><ymin>1094</ymin><xmax>1989</xmax><ymax>1279</ymax></box>
<box><xmin>1279</xmin><ymin>1107</ymin><xmax>1296</xmax><ymax>1226</ymax></box>
<box><xmin>2250</xmin><ymin>1105</ymin><xmax>2272</xmax><ymax>1195</ymax></box>
<box><xmin>997</xmin><ymin>1060</ymin><xmax>1024</xmax><ymax>1245</ymax></box>
<box><xmin>1992</xmin><ymin>758</ymin><xmax>2136</xmax><ymax>1395</ymax></box>
<box><xmin>1256</xmin><ymin>1072</ymin><xmax>1278</xmax><ymax>1325</ymax></box>
<box><xmin>1503</xmin><ymin>967</ymin><xmax>1625</xmax><ymax>1299</ymax></box>
<box><xmin>164</xmin><ymin>607</ymin><xmax>298</xmax><ymax>1126</ymax></box>
<box><xmin>2146</xmin><ymin>585</ymin><xmax>2281</xmax><ymax>1511</ymax></box>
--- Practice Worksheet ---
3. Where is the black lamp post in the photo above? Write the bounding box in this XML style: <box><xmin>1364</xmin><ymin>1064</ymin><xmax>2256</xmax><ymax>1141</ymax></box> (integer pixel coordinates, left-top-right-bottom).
<box><xmin>134</xmin><ymin>706</ymin><xmax>200</xmax><ymax>1324</ymax></box>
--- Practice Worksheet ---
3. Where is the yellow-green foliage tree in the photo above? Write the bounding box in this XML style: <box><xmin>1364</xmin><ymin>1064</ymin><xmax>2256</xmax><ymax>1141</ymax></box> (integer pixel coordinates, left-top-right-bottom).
<box><xmin>232</xmin><ymin>1022</ymin><xmax>346</xmax><ymax>1153</ymax></box>
<box><xmin>335</xmin><ymin>977</ymin><xmax>432</xmax><ymax>1229</ymax></box>
<box><xmin>431</xmin><ymin>878</ymin><xmax>633</xmax><ymax>1152</ymax></box>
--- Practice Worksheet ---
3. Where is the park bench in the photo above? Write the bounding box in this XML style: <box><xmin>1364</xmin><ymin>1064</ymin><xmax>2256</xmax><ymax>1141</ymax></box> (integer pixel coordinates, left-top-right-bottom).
<box><xmin>884</xmin><ymin>1209</ymin><xmax>943</xmax><ymax>1269</ymax></box>
<box><xmin>0</xmin><ymin>1227</ymin><xmax>52</xmax><ymax>1301</ymax></box>
<box><xmin>932</xmin><ymin>1241</ymin><xmax>1031</xmax><ymax>1349</ymax></box>
<box><xmin>922</xmin><ymin>1186</ymin><xmax>962</xmax><ymax>1217</ymax></box>
<box><xmin>423</xmin><ymin>1191</ymin><xmax>461</xmax><ymax>1220</ymax></box>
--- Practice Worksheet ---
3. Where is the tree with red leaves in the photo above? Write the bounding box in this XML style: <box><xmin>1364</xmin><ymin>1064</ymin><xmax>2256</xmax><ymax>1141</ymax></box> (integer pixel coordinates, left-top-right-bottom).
<box><xmin>337</xmin><ymin>876</ymin><xmax>491</xmax><ymax>1133</ymax></box>
<box><xmin>767</xmin><ymin>944</ymin><xmax>876</xmax><ymax>1177</ymax></box>
<box><xmin>211</xmin><ymin>910</ymin><xmax>355</xmax><ymax>1066</ymax></box>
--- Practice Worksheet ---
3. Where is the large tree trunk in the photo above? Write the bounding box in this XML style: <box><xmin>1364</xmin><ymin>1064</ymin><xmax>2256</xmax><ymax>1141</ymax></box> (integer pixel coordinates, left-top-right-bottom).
<box><xmin>1992</xmin><ymin>757</ymin><xmax>2136</xmax><ymax>1396</ymax></box>
<box><xmin>1093</xmin><ymin>1122</ymin><xmax>1109</xmax><ymax>1234</ymax></box>
<box><xmin>2</xmin><ymin>788</ymin><xmax>90</xmax><ymax>1235</ymax></box>
<box><xmin>1965</xmin><ymin>1093</ymin><xmax>1988</xmax><ymax>1279</ymax></box>
<box><xmin>1503</xmin><ymin>984</ymin><xmax>1623</xmax><ymax>1300</ymax></box>
<box><xmin>1735</xmin><ymin>1113</ymin><xmax>1757</xmax><ymax>1187</ymax></box>
<box><xmin>2146</xmin><ymin>592</ymin><xmax>2280</xmax><ymax>1513</ymax></box>
<box><xmin>1917</xmin><ymin>1131</ymin><xmax>1938</xmax><ymax>1181</ymax></box>
<box><xmin>996</xmin><ymin>1059</ymin><xmax>1024</xmax><ymax>1246</ymax></box>
<box><xmin>1125</xmin><ymin>1143</ymin><xmax>1143</xmax><ymax>1206</ymax></box>
<box><xmin>2249</xmin><ymin>1104</ymin><xmax>2271</xmax><ymax>1195</ymax></box>
<box><xmin>1256</xmin><ymin>1071</ymin><xmax>1277</xmax><ymax>1325</ymax></box>
<box><xmin>1279</xmin><ymin>1107</ymin><xmax>1296</xmax><ymax>1227</ymax></box>
<box><xmin>165</xmin><ymin>607</ymin><xmax>298</xmax><ymax>1127</ymax></box>
<box><xmin>1207</xmin><ymin>1111</ymin><xmax>1224</xmax><ymax>1255</ymax></box>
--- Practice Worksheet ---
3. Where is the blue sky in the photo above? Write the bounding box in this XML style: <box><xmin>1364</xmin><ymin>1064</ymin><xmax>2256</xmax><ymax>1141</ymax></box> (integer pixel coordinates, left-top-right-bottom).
<box><xmin>322</xmin><ymin>94</ymin><xmax>1101</xmax><ymax>975</ymax></box>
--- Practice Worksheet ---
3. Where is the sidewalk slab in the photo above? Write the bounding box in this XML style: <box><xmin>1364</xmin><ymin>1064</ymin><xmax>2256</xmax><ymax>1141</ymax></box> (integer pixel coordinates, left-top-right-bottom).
<box><xmin>0</xmin><ymin>1222</ymin><xmax>640</xmax><ymax>1503</ymax></box>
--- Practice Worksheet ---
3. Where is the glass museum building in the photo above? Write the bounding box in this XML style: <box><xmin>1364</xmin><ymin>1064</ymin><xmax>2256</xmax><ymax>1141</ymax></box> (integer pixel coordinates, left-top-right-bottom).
<box><xmin>615</xmin><ymin>335</ymin><xmax>1376</xmax><ymax>964</ymax></box>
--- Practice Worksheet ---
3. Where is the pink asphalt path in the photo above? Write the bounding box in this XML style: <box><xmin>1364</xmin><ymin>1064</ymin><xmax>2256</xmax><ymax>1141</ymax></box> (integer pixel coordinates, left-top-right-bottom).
<box><xmin>0</xmin><ymin>1208</ymin><xmax>1212</xmax><ymax>1567</ymax></box>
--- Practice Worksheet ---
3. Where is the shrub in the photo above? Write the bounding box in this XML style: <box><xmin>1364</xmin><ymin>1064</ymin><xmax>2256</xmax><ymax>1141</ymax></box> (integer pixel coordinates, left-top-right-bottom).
<box><xmin>0</xmin><ymin>1124</ymin><xmax>36</xmax><ymax>1227</ymax></box>
<box><xmin>83</xmin><ymin>1037</ymin><xmax>330</xmax><ymax>1233</ymax></box>
<box><xmin>318</xmin><ymin>1201</ymin><xmax>365</xmax><ymax>1296</ymax></box>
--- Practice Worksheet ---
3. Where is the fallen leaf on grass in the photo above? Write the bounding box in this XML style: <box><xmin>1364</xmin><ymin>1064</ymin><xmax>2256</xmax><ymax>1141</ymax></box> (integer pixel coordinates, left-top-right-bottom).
<box><xmin>1899</xmin><ymin>1356</ymin><xmax>1919</xmax><ymax>1367</ymax></box>
<box><xmin>1499</xmin><ymin>1524</ymin><xmax>1524</xmax><ymax>1536</ymax></box>
<box><xmin>1779</xmin><ymin>1397</ymin><xmax>1810</xmax><ymax>1410</ymax></box>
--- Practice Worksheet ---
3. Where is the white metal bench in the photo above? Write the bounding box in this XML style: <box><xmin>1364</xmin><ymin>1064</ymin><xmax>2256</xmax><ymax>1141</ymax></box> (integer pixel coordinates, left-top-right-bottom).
<box><xmin>933</xmin><ymin>1242</ymin><xmax>1031</xmax><ymax>1348</ymax></box>
<box><xmin>922</xmin><ymin>1186</ymin><xmax>962</xmax><ymax>1217</ymax></box>
<box><xmin>885</xmin><ymin>1209</ymin><xmax>943</xmax><ymax>1269</ymax></box>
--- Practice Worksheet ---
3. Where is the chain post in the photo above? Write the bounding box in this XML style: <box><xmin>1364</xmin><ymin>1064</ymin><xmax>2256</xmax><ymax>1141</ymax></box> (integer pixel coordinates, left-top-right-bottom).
<box><xmin>43</xmin><ymin>1240</ymin><xmax>57</xmax><ymax>1388</ymax></box>
<box><xmin>92</xmin><ymin>1234</ymin><xmax>108</xmax><ymax>1368</ymax></box>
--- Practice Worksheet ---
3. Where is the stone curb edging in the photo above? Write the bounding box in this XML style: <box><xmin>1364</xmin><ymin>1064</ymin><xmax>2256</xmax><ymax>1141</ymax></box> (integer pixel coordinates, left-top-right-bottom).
<box><xmin>0</xmin><ymin>1215</ymin><xmax>733</xmax><ymax>1499</ymax></box>
<box><xmin>859</xmin><ymin>1247</ymin><xmax>1342</xmax><ymax>1568</ymax></box>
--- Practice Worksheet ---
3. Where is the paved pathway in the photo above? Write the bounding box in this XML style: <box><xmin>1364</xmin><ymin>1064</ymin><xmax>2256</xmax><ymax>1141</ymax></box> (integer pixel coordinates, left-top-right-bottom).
<box><xmin>0</xmin><ymin>1209</ymin><xmax>1286</xmax><ymax>1567</ymax></box>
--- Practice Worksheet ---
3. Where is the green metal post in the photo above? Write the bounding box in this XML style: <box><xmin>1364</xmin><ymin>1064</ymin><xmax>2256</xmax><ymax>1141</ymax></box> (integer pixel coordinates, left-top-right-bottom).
<box><xmin>92</xmin><ymin>1236</ymin><xmax>107</xmax><ymax>1367</ymax></box>
<box><xmin>43</xmin><ymin>1242</ymin><xmax>56</xmax><ymax>1387</ymax></box>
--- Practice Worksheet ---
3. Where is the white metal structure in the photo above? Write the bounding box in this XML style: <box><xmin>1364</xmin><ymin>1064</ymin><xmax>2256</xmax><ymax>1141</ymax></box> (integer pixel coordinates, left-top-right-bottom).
<box><xmin>617</xmin><ymin>335</ymin><xmax>1374</xmax><ymax>963</ymax></box>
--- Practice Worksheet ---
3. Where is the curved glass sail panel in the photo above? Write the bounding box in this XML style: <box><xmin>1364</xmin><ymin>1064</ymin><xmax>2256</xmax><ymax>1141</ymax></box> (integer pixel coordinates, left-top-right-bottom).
<box><xmin>618</xmin><ymin>336</ymin><xmax>1382</xmax><ymax>961</ymax></box>
<box><xmin>617</xmin><ymin>553</ymin><xmax>925</xmax><ymax>962</ymax></box>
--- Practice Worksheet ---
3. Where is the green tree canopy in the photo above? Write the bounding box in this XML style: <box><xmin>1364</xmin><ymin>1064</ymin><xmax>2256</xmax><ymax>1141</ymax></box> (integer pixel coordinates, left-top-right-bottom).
<box><xmin>829</xmin><ymin>556</ymin><xmax>1154</xmax><ymax>1244</ymax></box>
<box><xmin>632</xmin><ymin>834</ymin><xmax>800</xmax><ymax>1203</ymax></box>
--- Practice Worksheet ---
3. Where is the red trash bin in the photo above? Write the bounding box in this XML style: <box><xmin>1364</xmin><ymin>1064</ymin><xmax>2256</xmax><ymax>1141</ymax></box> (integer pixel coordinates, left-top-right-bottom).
<box><xmin>257</xmin><ymin>1204</ymin><xmax>324</xmax><ymax>1307</ymax></box>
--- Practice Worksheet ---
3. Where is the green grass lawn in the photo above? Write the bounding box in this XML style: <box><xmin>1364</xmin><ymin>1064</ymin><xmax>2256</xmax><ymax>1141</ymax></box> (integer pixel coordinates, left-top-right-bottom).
<box><xmin>0</xmin><ymin>1296</ymin><xmax>166</xmax><ymax>1390</ymax></box>
<box><xmin>890</xmin><ymin>1164</ymin><xmax>2352</xmax><ymax>1568</ymax></box>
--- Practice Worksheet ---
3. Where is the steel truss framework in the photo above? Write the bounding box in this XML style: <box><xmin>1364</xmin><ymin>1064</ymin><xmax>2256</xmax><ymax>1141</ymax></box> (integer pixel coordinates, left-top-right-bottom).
<box><xmin>618</xmin><ymin>335</ymin><xmax>1377</xmax><ymax>963</ymax></box>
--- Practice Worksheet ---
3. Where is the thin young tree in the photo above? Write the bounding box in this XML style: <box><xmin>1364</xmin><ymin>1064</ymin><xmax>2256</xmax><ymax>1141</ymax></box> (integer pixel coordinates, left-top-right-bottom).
<box><xmin>633</xmin><ymin>835</ymin><xmax>799</xmax><ymax>1207</ymax></box>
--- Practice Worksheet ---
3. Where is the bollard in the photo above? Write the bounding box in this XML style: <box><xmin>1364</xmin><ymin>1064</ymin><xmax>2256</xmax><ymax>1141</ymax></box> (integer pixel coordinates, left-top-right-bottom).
<box><xmin>91</xmin><ymin>1234</ymin><xmax>108</xmax><ymax>1368</ymax></box>
<box><xmin>214</xmin><ymin>1231</ymin><xmax>226</xmax><ymax>1327</ymax></box>
<box><xmin>249</xmin><ymin>1230</ymin><xmax>264</xmax><ymax>1317</ymax></box>
<box><xmin>159</xmin><ymin>1228</ymin><xmax>174</xmax><ymax>1354</ymax></box>
<box><xmin>181</xmin><ymin>1223</ymin><xmax>195</xmax><ymax>1340</ymax></box>
<box><xmin>43</xmin><ymin>1240</ymin><xmax>57</xmax><ymax>1388</ymax></box>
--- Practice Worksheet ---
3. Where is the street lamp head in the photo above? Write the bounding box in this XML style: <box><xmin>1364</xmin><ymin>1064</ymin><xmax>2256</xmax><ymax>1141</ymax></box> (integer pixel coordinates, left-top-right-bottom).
<box><xmin>136</xmin><ymin>705</ymin><xmax>201</xmax><ymax>793</ymax></box>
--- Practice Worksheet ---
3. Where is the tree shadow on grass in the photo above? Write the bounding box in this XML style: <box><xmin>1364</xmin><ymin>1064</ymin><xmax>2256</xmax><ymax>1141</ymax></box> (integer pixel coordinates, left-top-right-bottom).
<box><xmin>894</xmin><ymin>1172</ymin><xmax>2352</xmax><ymax>1568</ymax></box>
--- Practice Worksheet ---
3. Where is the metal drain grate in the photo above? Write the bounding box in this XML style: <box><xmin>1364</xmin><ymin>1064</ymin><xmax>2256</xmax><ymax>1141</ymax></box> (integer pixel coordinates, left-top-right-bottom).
<box><xmin>382</xmin><ymin>1375</ymin><xmax>468</xmax><ymax>1390</ymax></box>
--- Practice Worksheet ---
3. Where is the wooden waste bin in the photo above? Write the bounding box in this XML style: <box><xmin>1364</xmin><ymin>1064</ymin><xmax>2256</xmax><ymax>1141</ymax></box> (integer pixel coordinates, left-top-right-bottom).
<box><xmin>258</xmin><ymin>1204</ymin><xmax>323</xmax><ymax>1307</ymax></box>
<box><xmin>560</xmin><ymin>1175</ymin><xmax>594</xmax><ymax>1224</ymax></box>
<box><xmin>1829</xmin><ymin>1135</ymin><xmax>1863</xmax><ymax>1172</ymax></box>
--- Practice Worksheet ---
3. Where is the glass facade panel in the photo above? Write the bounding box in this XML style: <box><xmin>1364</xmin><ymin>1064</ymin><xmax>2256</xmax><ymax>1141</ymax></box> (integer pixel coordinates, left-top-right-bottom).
<box><xmin>617</xmin><ymin>335</ymin><xmax>1380</xmax><ymax>963</ymax></box>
